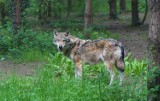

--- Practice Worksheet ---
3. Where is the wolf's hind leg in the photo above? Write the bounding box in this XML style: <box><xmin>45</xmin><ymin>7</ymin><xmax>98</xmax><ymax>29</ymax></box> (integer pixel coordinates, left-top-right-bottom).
<box><xmin>104</xmin><ymin>61</ymin><xmax>115</xmax><ymax>85</ymax></box>
<box><xmin>118</xmin><ymin>70</ymin><xmax>123</xmax><ymax>85</ymax></box>
<box><xmin>116</xmin><ymin>59</ymin><xmax>125</xmax><ymax>85</ymax></box>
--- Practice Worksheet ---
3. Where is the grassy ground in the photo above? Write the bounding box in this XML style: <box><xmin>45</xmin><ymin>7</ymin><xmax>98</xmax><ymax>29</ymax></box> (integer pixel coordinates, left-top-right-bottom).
<box><xmin>0</xmin><ymin>52</ymin><xmax>148</xmax><ymax>101</ymax></box>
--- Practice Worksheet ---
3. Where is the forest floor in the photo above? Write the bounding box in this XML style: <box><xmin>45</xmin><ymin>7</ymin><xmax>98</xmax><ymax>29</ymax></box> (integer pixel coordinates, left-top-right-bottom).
<box><xmin>0</xmin><ymin>13</ymin><xmax>149</xmax><ymax>76</ymax></box>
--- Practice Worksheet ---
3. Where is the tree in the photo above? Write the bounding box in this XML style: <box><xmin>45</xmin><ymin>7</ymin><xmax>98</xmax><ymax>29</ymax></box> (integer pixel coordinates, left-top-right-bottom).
<box><xmin>67</xmin><ymin>0</ymin><xmax>72</xmax><ymax>17</ymax></box>
<box><xmin>0</xmin><ymin>2</ymin><xmax>5</xmax><ymax>24</ymax></box>
<box><xmin>131</xmin><ymin>0</ymin><xmax>140</xmax><ymax>26</ymax></box>
<box><xmin>141</xmin><ymin>0</ymin><xmax>148</xmax><ymax>25</ymax></box>
<box><xmin>148</xmin><ymin>0</ymin><xmax>160</xmax><ymax>100</ymax></box>
<box><xmin>38</xmin><ymin>0</ymin><xmax>43</xmax><ymax>19</ymax></box>
<box><xmin>11</xmin><ymin>0</ymin><xmax>28</xmax><ymax>33</ymax></box>
<box><xmin>108</xmin><ymin>0</ymin><xmax>117</xmax><ymax>19</ymax></box>
<box><xmin>120</xmin><ymin>0</ymin><xmax>126</xmax><ymax>12</ymax></box>
<box><xmin>84</xmin><ymin>0</ymin><xmax>92</xmax><ymax>38</ymax></box>
<box><xmin>47</xmin><ymin>0</ymin><xmax>52</xmax><ymax>17</ymax></box>
<box><xmin>12</xmin><ymin>0</ymin><xmax>22</xmax><ymax>33</ymax></box>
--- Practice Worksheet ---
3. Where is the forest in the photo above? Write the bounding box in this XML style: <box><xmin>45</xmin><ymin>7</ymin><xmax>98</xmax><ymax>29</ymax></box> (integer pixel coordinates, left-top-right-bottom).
<box><xmin>0</xmin><ymin>0</ymin><xmax>160</xmax><ymax>100</ymax></box>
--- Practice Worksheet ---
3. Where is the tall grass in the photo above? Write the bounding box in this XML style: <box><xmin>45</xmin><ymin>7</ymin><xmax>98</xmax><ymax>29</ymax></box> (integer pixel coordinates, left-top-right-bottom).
<box><xmin>0</xmin><ymin>53</ymin><xmax>148</xmax><ymax>100</ymax></box>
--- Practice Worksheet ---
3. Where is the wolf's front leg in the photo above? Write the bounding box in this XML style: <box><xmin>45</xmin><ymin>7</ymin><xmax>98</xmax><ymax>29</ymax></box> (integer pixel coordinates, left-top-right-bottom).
<box><xmin>74</xmin><ymin>60</ymin><xmax>82</xmax><ymax>78</ymax></box>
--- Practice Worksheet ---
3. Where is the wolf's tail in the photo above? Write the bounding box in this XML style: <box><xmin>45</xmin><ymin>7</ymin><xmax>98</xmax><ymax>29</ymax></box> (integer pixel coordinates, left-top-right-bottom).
<box><xmin>115</xmin><ymin>42</ymin><xmax>125</xmax><ymax>60</ymax></box>
<box><xmin>119</xmin><ymin>45</ymin><xmax>125</xmax><ymax>60</ymax></box>
<box><xmin>115</xmin><ymin>43</ymin><xmax>125</xmax><ymax>72</ymax></box>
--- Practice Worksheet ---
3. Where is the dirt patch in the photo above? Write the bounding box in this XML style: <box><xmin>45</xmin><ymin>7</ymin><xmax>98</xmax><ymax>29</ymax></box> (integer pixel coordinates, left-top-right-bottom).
<box><xmin>108</xmin><ymin>24</ymin><xmax>148</xmax><ymax>59</ymax></box>
<box><xmin>0</xmin><ymin>61</ymin><xmax>43</xmax><ymax>76</ymax></box>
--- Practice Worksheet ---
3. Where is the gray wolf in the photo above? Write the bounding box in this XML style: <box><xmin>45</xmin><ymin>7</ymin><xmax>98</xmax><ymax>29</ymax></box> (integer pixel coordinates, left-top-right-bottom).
<box><xmin>53</xmin><ymin>31</ymin><xmax>125</xmax><ymax>85</ymax></box>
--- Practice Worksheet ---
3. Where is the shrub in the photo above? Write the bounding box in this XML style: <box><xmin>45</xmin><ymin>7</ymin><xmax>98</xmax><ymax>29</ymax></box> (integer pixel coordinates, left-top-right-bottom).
<box><xmin>0</xmin><ymin>26</ymin><xmax>55</xmax><ymax>60</ymax></box>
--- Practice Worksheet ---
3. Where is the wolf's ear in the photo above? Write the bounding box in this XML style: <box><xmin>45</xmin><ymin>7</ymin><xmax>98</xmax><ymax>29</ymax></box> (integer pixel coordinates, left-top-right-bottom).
<box><xmin>53</xmin><ymin>30</ymin><xmax>58</xmax><ymax>36</ymax></box>
<box><xmin>65</xmin><ymin>30</ymin><xmax>70</xmax><ymax>36</ymax></box>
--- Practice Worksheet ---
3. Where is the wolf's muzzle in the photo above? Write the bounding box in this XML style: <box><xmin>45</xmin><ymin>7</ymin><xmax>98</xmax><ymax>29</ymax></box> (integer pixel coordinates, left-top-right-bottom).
<box><xmin>59</xmin><ymin>46</ymin><xmax>63</xmax><ymax>51</ymax></box>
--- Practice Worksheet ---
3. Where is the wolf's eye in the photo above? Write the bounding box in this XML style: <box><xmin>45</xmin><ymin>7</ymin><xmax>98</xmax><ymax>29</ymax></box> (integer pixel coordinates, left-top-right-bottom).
<box><xmin>56</xmin><ymin>39</ymin><xmax>60</xmax><ymax>42</ymax></box>
<box><xmin>63</xmin><ymin>39</ymin><xmax>70</xmax><ymax>42</ymax></box>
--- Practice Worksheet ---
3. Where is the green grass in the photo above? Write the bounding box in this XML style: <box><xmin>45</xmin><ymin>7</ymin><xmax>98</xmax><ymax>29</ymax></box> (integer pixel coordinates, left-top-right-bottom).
<box><xmin>15</xmin><ymin>49</ymin><xmax>49</xmax><ymax>63</ymax></box>
<box><xmin>0</xmin><ymin>75</ymin><xmax>147</xmax><ymax>101</ymax></box>
<box><xmin>0</xmin><ymin>53</ymin><xmax>148</xmax><ymax>101</ymax></box>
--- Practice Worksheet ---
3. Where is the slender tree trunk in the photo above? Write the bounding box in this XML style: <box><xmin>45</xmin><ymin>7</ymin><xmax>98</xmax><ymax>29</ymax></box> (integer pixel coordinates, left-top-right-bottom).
<box><xmin>38</xmin><ymin>0</ymin><xmax>43</xmax><ymax>19</ymax></box>
<box><xmin>0</xmin><ymin>2</ymin><xmax>5</xmax><ymax>24</ymax></box>
<box><xmin>16</xmin><ymin>0</ymin><xmax>21</xmax><ymax>25</ymax></box>
<box><xmin>13</xmin><ymin>0</ymin><xmax>22</xmax><ymax>34</ymax></box>
<box><xmin>67</xmin><ymin>0</ymin><xmax>72</xmax><ymax>17</ymax></box>
<box><xmin>48</xmin><ymin>0</ymin><xmax>52</xmax><ymax>17</ymax></box>
<box><xmin>58</xmin><ymin>0</ymin><xmax>63</xmax><ymax>18</ymax></box>
<box><xmin>53</xmin><ymin>2</ymin><xmax>57</xmax><ymax>18</ymax></box>
<box><xmin>120</xmin><ymin>0</ymin><xmax>126</xmax><ymax>12</ymax></box>
<box><xmin>141</xmin><ymin>0</ymin><xmax>148</xmax><ymax>25</ymax></box>
<box><xmin>148</xmin><ymin>0</ymin><xmax>160</xmax><ymax>100</ymax></box>
<box><xmin>109</xmin><ymin>0</ymin><xmax>117</xmax><ymax>19</ymax></box>
<box><xmin>84</xmin><ymin>0</ymin><xmax>92</xmax><ymax>35</ymax></box>
<box><xmin>131</xmin><ymin>0</ymin><xmax>140</xmax><ymax>26</ymax></box>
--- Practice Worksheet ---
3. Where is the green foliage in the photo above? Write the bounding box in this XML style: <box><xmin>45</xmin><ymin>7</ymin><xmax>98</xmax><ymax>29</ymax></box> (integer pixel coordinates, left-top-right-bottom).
<box><xmin>45</xmin><ymin>53</ymin><xmax>74</xmax><ymax>77</ymax></box>
<box><xmin>0</xmin><ymin>25</ymin><xmax>55</xmax><ymax>60</ymax></box>
<box><xmin>0</xmin><ymin>52</ymin><xmax>148</xmax><ymax>100</ymax></box>
<box><xmin>125</xmin><ymin>0</ymin><xmax>146</xmax><ymax>12</ymax></box>
<box><xmin>0</xmin><ymin>0</ymin><xmax>5</xmax><ymax>3</ymax></box>
<box><xmin>52</xmin><ymin>19</ymin><xmax>83</xmax><ymax>30</ymax></box>
<box><xmin>92</xmin><ymin>0</ymin><xmax>108</xmax><ymax>14</ymax></box>
<box><xmin>138</xmin><ymin>0</ymin><xmax>147</xmax><ymax>12</ymax></box>
<box><xmin>125</xmin><ymin>53</ymin><xmax>148</xmax><ymax>76</ymax></box>
<box><xmin>71</xmin><ymin>29</ymin><xmax>119</xmax><ymax>40</ymax></box>
<box><xmin>17</xmin><ymin>49</ymin><xmax>49</xmax><ymax>62</ymax></box>
<box><xmin>147</xmin><ymin>66</ymin><xmax>160</xmax><ymax>98</ymax></box>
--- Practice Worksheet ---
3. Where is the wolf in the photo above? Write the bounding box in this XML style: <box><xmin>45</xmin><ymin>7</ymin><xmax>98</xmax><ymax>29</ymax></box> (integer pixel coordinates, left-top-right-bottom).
<box><xmin>53</xmin><ymin>30</ymin><xmax>125</xmax><ymax>85</ymax></box>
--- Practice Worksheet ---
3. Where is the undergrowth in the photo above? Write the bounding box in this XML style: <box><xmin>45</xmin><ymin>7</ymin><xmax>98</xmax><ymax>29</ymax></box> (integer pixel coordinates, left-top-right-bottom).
<box><xmin>0</xmin><ymin>24</ymin><xmax>55</xmax><ymax>61</ymax></box>
<box><xmin>0</xmin><ymin>53</ymin><xmax>148</xmax><ymax>101</ymax></box>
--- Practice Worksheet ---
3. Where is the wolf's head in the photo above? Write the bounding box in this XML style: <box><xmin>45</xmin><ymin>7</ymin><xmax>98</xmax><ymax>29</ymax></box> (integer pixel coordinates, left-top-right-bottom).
<box><xmin>53</xmin><ymin>30</ymin><xmax>73</xmax><ymax>51</ymax></box>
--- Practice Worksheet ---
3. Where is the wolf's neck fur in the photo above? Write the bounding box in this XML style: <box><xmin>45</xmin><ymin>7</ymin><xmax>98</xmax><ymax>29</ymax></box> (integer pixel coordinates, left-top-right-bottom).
<box><xmin>64</xmin><ymin>41</ymin><xmax>76</xmax><ymax>56</ymax></box>
<box><xmin>70</xmin><ymin>35</ymin><xmax>87</xmax><ymax>45</ymax></box>
<box><xmin>70</xmin><ymin>35</ymin><xmax>80</xmax><ymax>42</ymax></box>
<box><xmin>63</xmin><ymin>35</ymin><xmax>86</xmax><ymax>57</ymax></box>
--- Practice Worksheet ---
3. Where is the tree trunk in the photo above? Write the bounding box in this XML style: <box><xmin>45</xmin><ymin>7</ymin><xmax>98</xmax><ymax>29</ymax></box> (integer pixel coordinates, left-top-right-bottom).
<box><xmin>48</xmin><ymin>0</ymin><xmax>52</xmax><ymax>17</ymax></box>
<box><xmin>148</xmin><ymin>0</ymin><xmax>160</xmax><ymax>100</ymax></box>
<box><xmin>0</xmin><ymin>2</ymin><xmax>5</xmax><ymax>24</ymax></box>
<box><xmin>131</xmin><ymin>0</ymin><xmax>140</xmax><ymax>26</ymax></box>
<box><xmin>13</xmin><ymin>0</ymin><xmax>22</xmax><ymax>34</ymax></box>
<box><xmin>84</xmin><ymin>0</ymin><xmax>92</xmax><ymax>38</ymax></box>
<box><xmin>53</xmin><ymin>3</ymin><xmax>57</xmax><ymax>18</ymax></box>
<box><xmin>120</xmin><ymin>0</ymin><xmax>126</xmax><ymax>12</ymax></box>
<box><xmin>109</xmin><ymin>0</ymin><xmax>117</xmax><ymax>20</ymax></box>
<box><xmin>141</xmin><ymin>0</ymin><xmax>148</xmax><ymax>25</ymax></box>
<box><xmin>38</xmin><ymin>0</ymin><xmax>43</xmax><ymax>19</ymax></box>
<box><xmin>16</xmin><ymin>0</ymin><xmax>22</xmax><ymax>26</ymax></box>
<box><xmin>67</xmin><ymin>0</ymin><xmax>72</xmax><ymax>17</ymax></box>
